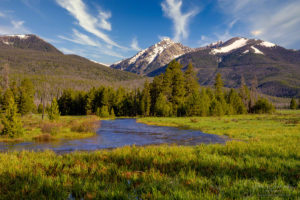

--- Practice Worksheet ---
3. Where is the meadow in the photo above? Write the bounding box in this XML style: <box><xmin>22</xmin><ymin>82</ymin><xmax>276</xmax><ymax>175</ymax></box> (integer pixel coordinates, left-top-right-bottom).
<box><xmin>0</xmin><ymin>110</ymin><xmax>299</xmax><ymax>199</ymax></box>
<box><xmin>0</xmin><ymin>115</ymin><xmax>100</xmax><ymax>142</ymax></box>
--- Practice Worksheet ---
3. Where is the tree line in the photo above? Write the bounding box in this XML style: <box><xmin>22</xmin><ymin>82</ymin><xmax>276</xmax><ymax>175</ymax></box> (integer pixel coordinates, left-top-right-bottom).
<box><xmin>57</xmin><ymin>60</ymin><xmax>275</xmax><ymax>117</ymax></box>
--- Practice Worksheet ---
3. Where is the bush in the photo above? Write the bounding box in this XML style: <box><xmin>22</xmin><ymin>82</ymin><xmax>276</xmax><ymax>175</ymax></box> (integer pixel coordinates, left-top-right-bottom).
<box><xmin>252</xmin><ymin>98</ymin><xmax>275</xmax><ymax>114</ymax></box>
<box><xmin>70</xmin><ymin>120</ymin><xmax>100</xmax><ymax>133</ymax></box>
<box><xmin>40</xmin><ymin>122</ymin><xmax>61</xmax><ymax>136</ymax></box>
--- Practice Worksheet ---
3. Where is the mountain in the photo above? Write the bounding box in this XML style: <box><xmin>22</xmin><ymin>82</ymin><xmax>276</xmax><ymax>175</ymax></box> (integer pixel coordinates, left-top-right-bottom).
<box><xmin>0</xmin><ymin>34</ymin><xmax>62</xmax><ymax>53</ymax></box>
<box><xmin>112</xmin><ymin>37</ymin><xmax>300</xmax><ymax>97</ymax></box>
<box><xmin>110</xmin><ymin>38</ymin><xmax>192</xmax><ymax>75</ymax></box>
<box><xmin>0</xmin><ymin>34</ymin><xmax>143</xmax><ymax>91</ymax></box>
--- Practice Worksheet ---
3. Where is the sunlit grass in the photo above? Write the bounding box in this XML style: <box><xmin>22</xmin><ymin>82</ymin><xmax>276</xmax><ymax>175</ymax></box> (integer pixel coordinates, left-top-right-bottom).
<box><xmin>0</xmin><ymin>110</ymin><xmax>299</xmax><ymax>199</ymax></box>
<box><xmin>0</xmin><ymin>115</ymin><xmax>100</xmax><ymax>142</ymax></box>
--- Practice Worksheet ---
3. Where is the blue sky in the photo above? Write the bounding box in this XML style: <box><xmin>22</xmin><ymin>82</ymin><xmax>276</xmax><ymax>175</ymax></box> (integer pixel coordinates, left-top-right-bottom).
<box><xmin>0</xmin><ymin>0</ymin><xmax>300</xmax><ymax>64</ymax></box>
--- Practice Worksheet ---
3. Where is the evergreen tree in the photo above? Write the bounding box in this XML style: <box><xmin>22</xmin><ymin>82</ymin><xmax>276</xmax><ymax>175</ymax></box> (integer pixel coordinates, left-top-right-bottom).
<box><xmin>290</xmin><ymin>98</ymin><xmax>297</xmax><ymax>109</ymax></box>
<box><xmin>226</xmin><ymin>89</ymin><xmax>247</xmax><ymax>114</ymax></box>
<box><xmin>154</xmin><ymin>93</ymin><xmax>172</xmax><ymax>117</ymax></box>
<box><xmin>85</xmin><ymin>88</ymin><xmax>95</xmax><ymax>115</ymax></box>
<box><xmin>110</xmin><ymin>107</ymin><xmax>115</xmax><ymax>117</ymax></box>
<box><xmin>140</xmin><ymin>80</ymin><xmax>151</xmax><ymax>116</ymax></box>
<box><xmin>239</xmin><ymin>76</ymin><xmax>250</xmax><ymax>111</ymax></box>
<box><xmin>37</xmin><ymin>103</ymin><xmax>43</xmax><ymax>114</ymax></box>
<box><xmin>18</xmin><ymin>79</ymin><xmax>35</xmax><ymax>115</ymax></box>
<box><xmin>198</xmin><ymin>88</ymin><xmax>211</xmax><ymax>116</ymax></box>
<box><xmin>186</xmin><ymin>91</ymin><xmax>202</xmax><ymax>116</ymax></box>
<box><xmin>58</xmin><ymin>89</ymin><xmax>73</xmax><ymax>115</ymax></box>
<box><xmin>1</xmin><ymin>92</ymin><xmax>23</xmax><ymax>137</ymax></box>
<box><xmin>184</xmin><ymin>62</ymin><xmax>199</xmax><ymax>95</ymax></box>
<box><xmin>214</xmin><ymin>73</ymin><xmax>226</xmax><ymax>115</ymax></box>
<box><xmin>48</xmin><ymin>98</ymin><xmax>60</xmax><ymax>121</ymax></box>
<box><xmin>150</xmin><ymin>75</ymin><xmax>163</xmax><ymax>115</ymax></box>
<box><xmin>97</xmin><ymin>106</ymin><xmax>110</xmax><ymax>118</ymax></box>
<box><xmin>210</xmin><ymin>98</ymin><xmax>224</xmax><ymax>116</ymax></box>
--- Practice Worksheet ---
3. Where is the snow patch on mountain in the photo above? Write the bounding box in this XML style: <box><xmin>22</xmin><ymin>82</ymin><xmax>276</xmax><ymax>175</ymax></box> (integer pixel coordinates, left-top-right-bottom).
<box><xmin>251</xmin><ymin>46</ymin><xmax>264</xmax><ymax>55</ymax></box>
<box><xmin>128</xmin><ymin>49</ymin><xmax>147</xmax><ymax>64</ymax></box>
<box><xmin>260</xmin><ymin>41</ymin><xmax>276</xmax><ymax>48</ymax></box>
<box><xmin>243</xmin><ymin>50</ymin><xmax>249</xmax><ymax>54</ymax></box>
<box><xmin>211</xmin><ymin>38</ymin><xmax>248</xmax><ymax>54</ymax></box>
<box><xmin>7</xmin><ymin>34</ymin><xmax>29</xmax><ymax>39</ymax></box>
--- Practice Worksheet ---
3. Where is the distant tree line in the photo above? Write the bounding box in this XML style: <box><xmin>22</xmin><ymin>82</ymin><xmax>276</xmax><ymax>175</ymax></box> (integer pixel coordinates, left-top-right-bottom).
<box><xmin>57</xmin><ymin>60</ymin><xmax>275</xmax><ymax>117</ymax></box>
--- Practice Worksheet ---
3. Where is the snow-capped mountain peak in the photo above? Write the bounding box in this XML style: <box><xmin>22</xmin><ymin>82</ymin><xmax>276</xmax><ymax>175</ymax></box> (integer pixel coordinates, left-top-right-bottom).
<box><xmin>111</xmin><ymin>38</ymin><xmax>192</xmax><ymax>75</ymax></box>
<box><xmin>211</xmin><ymin>37</ymin><xmax>248</xmax><ymax>54</ymax></box>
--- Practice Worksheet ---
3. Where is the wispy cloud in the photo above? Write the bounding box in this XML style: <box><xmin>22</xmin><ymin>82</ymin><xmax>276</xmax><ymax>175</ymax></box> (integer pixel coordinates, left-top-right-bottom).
<box><xmin>161</xmin><ymin>0</ymin><xmax>199</xmax><ymax>42</ymax></box>
<box><xmin>218</xmin><ymin>0</ymin><xmax>300</xmax><ymax>47</ymax></box>
<box><xmin>56</xmin><ymin>0</ymin><xmax>121</xmax><ymax>48</ymax></box>
<box><xmin>59</xmin><ymin>29</ymin><xmax>100</xmax><ymax>47</ymax></box>
<box><xmin>130</xmin><ymin>37</ymin><xmax>141</xmax><ymax>51</ymax></box>
<box><xmin>0</xmin><ymin>12</ymin><xmax>30</xmax><ymax>35</ymax></box>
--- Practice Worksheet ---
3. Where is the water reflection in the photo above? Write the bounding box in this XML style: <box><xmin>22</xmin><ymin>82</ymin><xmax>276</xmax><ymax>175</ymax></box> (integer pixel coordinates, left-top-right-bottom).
<box><xmin>0</xmin><ymin>118</ymin><xmax>227</xmax><ymax>153</ymax></box>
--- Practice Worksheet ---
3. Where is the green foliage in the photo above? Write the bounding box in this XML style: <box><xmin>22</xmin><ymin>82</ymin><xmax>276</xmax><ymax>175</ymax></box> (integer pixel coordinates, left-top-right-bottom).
<box><xmin>226</xmin><ymin>89</ymin><xmax>247</xmax><ymax>114</ymax></box>
<box><xmin>96</xmin><ymin>106</ymin><xmax>110</xmax><ymax>118</ymax></box>
<box><xmin>1</xmin><ymin>91</ymin><xmax>23</xmax><ymax>137</ymax></box>
<box><xmin>290</xmin><ymin>98</ymin><xmax>297</xmax><ymax>109</ymax></box>
<box><xmin>47</xmin><ymin>98</ymin><xmax>60</xmax><ymax>121</ymax></box>
<box><xmin>37</xmin><ymin>103</ymin><xmax>43</xmax><ymax>114</ymax></box>
<box><xmin>140</xmin><ymin>80</ymin><xmax>151</xmax><ymax>116</ymax></box>
<box><xmin>17</xmin><ymin>79</ymin><xmax>35</xmax><ymax>115</ymax></box>
<box><xmin>154</xmin><ymin>93</ymin><xmax>172</xmax><ymax>117</ymax></box>
<box><xmin>252</xmin><ymin>98</ymin><xmax>275</xmax><ymax>114</ymax></box>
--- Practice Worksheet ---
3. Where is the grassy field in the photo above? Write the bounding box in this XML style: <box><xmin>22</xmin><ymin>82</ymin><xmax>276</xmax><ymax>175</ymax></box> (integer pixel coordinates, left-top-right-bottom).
<box><xmin>0</xmin><ymin>115</ymin><xmax>100</xmax><ymax>142</ymax></box>
<box><xmin>0</xmin><ymin>110</ymin><xmax>299</xmax><ymax>199</ymax></box>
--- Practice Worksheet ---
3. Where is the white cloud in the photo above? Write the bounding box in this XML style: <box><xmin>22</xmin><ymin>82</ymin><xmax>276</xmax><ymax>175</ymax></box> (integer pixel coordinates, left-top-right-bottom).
<box><xmin>218</xmin><ymin>0</ymin><xmax>300</xmax><ymax>47</ymax></box>
<box><xmin>161</xmin><ymin>0</ymin><xmax>199</xmax><ymax>42</ymax></box>
<box><xmin>0</xmin><ymin>19</ymin><xmax>29</xmax><ymax>35</ymax></box>
<box><xmin>98</xmin><ymin>10</ymin><xmax>111</xmax><ymax>31</ymax></box>
<box><xmin>130</xmin><ymin>37</ymin><xmax>141</xmax><ymax>51</ymax></box>
<box><xmin>56</xmin><ymin>0</ymin><xmax>121</xmax><ymax>48</ymax></box>
<box><xmin>0</xmin><ymin>12</ymin><xmax>5</xmax><ymax>18</ymax></box>
<box><xmin>59</xmin><ymin>29</ymin><xmax>100</xmax><ymax>47</ymax></box>
<box><xmin>251</xmin><ymin>30</ymin><xmax>262</xmax><ymax>36</ymax></box>
<box><xmin>60</xmin><ymin>47</ymin><xmax>76</xmax><ymax>54</ymax></box>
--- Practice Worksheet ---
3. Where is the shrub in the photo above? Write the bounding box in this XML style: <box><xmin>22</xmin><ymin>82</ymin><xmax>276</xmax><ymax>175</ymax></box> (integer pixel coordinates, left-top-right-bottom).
<box><xmin>40</xmin><ymin>122</ymin><xmax>61</xmax><ymax>136</ymax></box>
<box><xmin>70</xmin><ymin>120</ymin><xmax>100</xmax><ymax>133</ymax></box>
<box><xmin>252</xmin><ymin>98</ymin><xmax>275</xmax><ymax>114</ymax></box>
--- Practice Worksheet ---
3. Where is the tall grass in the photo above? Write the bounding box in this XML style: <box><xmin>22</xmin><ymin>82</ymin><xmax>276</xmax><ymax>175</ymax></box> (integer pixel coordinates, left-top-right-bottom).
<box><xmin>0</xmin><ymin>110</ymin><xmax>299</xmax><ymax>199</ymax></box>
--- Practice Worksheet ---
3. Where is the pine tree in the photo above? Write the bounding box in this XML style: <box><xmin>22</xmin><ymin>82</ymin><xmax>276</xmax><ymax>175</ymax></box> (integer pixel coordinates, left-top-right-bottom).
<box><xmin>210</xmin><ymin>98</ymin><xmax>224</xmax><ymax>116</ymax></box>
<box><xmin>140</xmin><ymin>80</ymin><xmax>151</xmax><ymax>116</ymax></box>
<box><xmin>154</xmin><ymin>93</ymin><xmax>172</xmax><ymax>117</ymax></box>
<box><xmin>18</xmin><ymin>79</ymin><xmax>35</xmax><ymax>115</ymax></box>
<box><xmin>198</xmin><ymin>88</ymin><xmax>211</xmax><ymax>116</ymax></box>
<box><xmin>48</xmin><ymin>98</ymin><xmax>60</xmax><ymax>121</ymax></box>
<box><xmin>184</xmin><ymin>62</ymin><xmax>199</xmax><ymax>95</ymax></box>
<box><xmin>214</xmin><ymin>73</ymin><xmax>226</xmax><ymax>115</ymax></box>
<box><xmin>37</xmin><ymin>103</ymin><xmax>43</xmax><ymax>114</ymax></box>
<box><xmin>110</xmin><ymin>107</ymin><xmax>115</xmax><ymax>117</ymax></box>
<box><xmin>290</xmin><ymin>98</ymin><xmax>297</xmax><ymax>109</ymax></box>
<box><xmin>239</xmin><ymin>76</ymin><xmax>250</xmax><ymax>111</ymax></box>
<box><xmin>226</xmin><ymin>89</ymin><xmax>247</xmax><ymax>114</ymax></box>
<box><xmin>1</xmin><ymin>92</ymin><xmax>23</xmax><ymax>137</ymax></box>
<box><xmin>97</xmin><ymin>106</ymin><xmax>110</xmax><ymax>118</ymax></box>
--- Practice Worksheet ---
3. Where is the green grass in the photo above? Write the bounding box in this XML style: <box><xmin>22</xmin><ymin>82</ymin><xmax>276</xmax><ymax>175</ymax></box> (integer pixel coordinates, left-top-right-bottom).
<box><xmin>0</xmin><ymin>110</ymin><xmax>299</xmax><ymax>199</ymax></box>
<box><xmin>0</xmin><ymin>115</ymin><xmax>100</xmax><ymax>142</ymax></box>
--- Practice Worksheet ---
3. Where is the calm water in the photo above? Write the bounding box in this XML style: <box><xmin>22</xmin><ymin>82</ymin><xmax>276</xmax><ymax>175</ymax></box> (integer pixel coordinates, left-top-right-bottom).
<box><xmin>0</xmin><ymin>119</ymin><xmax>227</xmax><ymax>153</ymax></box>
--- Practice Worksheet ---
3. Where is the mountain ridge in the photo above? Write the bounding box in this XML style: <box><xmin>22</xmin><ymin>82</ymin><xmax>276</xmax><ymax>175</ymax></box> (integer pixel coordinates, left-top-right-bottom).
<box><xmin>111</xmin><ymin>37</ymin><xmax>300</xmax><ymax>97</ymax></box>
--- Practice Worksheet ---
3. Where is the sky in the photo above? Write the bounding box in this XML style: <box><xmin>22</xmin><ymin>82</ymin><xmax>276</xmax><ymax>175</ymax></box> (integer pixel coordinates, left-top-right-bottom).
<box><xmin>0</xmin><ymin>0</ymin><xmax>300</xmax><ymax>65</ymax></box>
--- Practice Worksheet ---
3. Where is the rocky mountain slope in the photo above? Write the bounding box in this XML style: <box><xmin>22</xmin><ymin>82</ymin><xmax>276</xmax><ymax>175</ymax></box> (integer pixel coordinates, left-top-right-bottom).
<box><xmin>112</xmin><ymin>37</ymin><xmax>300</xmax><ymax>97</ymax></box>
<box><xmin>110</xmin><ymin>38</ymin><xmax>192</xmax><ymax>75</ymax></box>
